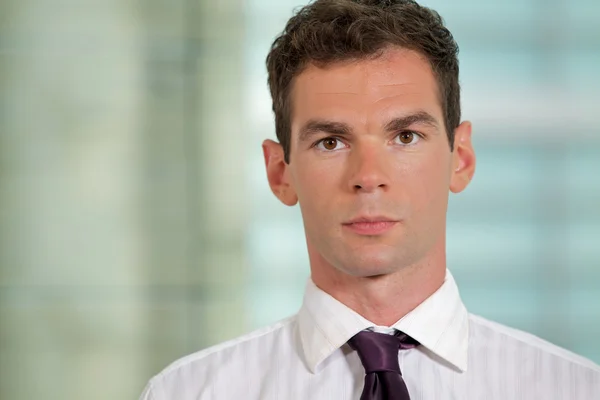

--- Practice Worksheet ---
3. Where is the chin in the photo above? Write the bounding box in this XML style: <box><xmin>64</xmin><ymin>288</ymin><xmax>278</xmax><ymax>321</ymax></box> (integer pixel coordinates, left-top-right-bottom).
<box><xmin>335</xmin><ymin>252</ymin><xmax>403</xmax><ymax>278</ymax></box>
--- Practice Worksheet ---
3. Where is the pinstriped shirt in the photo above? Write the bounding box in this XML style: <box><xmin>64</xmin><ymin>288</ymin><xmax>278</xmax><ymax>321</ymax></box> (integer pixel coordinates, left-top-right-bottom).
<box><xmin>139</xmin><ymin>270</ymin><xmax>600</xmax><ymax>399</ymax></box>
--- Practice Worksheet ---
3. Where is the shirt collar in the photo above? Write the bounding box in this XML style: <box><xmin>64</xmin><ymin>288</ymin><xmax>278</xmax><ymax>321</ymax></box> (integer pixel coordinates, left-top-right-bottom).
<box><xmin>296</xmin><ymin>269</ymin><xmax>469</xmax><ymax>374</ymax></box>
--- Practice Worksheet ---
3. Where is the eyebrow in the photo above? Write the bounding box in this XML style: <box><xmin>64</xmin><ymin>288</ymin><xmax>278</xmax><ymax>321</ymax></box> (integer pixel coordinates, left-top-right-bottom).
<box><xmin>298</xmin><ymin>120</ymin><xmax>352</xmax><ymax>142</ymax></box>
<box><xmin>384</xmin><ymin>111</ymin><xmax>440</xmax><ymax>132</ymax></box>
<box><xmin>298</xmin><ymin>111</ymin><xmax>440</xmax><ymax>142</ymax></box>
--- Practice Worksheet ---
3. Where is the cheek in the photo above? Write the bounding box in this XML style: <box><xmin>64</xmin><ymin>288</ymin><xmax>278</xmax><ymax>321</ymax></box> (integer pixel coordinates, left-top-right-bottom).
<box><xmin>293</xmin><ymin>160</ymin><xmax>340</xmax><ymax>213</ymax></box>
<box><xmin>402</xmin><ymin>153</ymin><xmax>451</xmax><ymax>214</ymax></box>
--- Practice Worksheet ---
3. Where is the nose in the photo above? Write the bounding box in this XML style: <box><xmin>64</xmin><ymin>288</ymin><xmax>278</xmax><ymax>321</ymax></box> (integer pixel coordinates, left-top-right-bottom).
<box><xmin>347</xmin><ymin>142</ymin><xmax>390</xmax><ymax>193</ymax></box>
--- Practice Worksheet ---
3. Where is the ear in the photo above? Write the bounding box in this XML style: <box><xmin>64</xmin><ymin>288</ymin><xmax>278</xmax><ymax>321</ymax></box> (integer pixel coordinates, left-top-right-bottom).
<box><xmin>450</xmin><ymin>121</ymin><xmax>476</xmax><ymax>194</ymax></box>
<box><xmin>262</xmin><ymin>139</ymin><xmax>298</xmax><ymax>206</ymax></box>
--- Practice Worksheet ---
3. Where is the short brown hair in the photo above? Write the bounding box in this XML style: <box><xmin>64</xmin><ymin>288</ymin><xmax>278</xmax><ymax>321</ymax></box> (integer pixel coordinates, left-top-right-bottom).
<box><xmin>266</xmin><ymin>0</ymin><xmax>461</xmax><ymax>163</ymax></box>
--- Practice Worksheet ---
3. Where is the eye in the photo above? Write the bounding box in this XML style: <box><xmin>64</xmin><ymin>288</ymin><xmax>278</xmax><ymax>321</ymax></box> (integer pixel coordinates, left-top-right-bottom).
<box><xmin>315</xmin><ymin>137</ymin><xmax>346</xmax><ymax>151</ymax></box>
<box><xmin>394</xmin><ymin>131</ymin><xmax>421</xmax><ymax>146</ymax></box>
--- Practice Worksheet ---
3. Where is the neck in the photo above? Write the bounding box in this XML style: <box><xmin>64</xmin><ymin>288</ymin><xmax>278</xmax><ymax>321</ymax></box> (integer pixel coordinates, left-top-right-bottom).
<box><xmin>309</xmin><ymin>244</ymin><xmax>446</xmax><ymax>327</ymax></box>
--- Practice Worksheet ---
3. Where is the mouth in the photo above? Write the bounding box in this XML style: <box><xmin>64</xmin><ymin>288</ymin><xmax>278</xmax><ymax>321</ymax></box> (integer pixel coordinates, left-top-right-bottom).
<box><xmin>342</xmin><ymin>216</ymin><xmax>399</xmax><ymax>235</ymax></box>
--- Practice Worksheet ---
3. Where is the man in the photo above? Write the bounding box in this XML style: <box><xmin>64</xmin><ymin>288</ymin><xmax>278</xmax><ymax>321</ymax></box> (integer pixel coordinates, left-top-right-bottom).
<box><xmin>140</xmin><ymin>1</ymin><xmax>600</xmax><ymax>399</ymax></box>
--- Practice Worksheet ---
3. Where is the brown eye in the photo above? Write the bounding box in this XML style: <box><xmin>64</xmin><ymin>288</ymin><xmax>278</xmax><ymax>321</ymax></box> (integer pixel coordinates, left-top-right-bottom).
<box><xmin>399</xmin><ymin>132</ymin><xmax>414</xmax><ymax>144</ymax></box>
<box><xmin>321</xmin><ymin>138</ymin><xmax>339</xmax><ymax>150</ymax></box>
<box><xmin>396</xmin><ymin>131</ymin><xmax>420</xmax><ymax>145</ymax></box>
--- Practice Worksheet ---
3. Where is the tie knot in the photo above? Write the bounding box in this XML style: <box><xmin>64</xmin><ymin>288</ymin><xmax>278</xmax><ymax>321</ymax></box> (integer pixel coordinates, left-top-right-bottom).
<box><xmin>348</xmin><ymin>330</ymin><xmax>419</xmax><ymax>374</ymax></box>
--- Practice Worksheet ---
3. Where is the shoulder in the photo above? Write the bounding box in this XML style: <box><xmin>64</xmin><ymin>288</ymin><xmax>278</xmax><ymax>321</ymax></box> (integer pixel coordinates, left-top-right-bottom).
<box><xmin>142</xmin><ymin>315</ymin><xmax>298</xmax><ymax>400</ymax></box>
<box><xmin>468</xmin><ymin>313</ymin><xmax>600</xmax><ymax>373</ymax></box>
<box><xmin>159</xmin><ymin>315</ymin><xmax>296</xmax><ymax>377</ymax></box>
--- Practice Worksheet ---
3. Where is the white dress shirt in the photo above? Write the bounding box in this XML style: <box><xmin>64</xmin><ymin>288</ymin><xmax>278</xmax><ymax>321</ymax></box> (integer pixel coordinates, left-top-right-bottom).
<box><xmin>139</xmin><ymin>270</ymin><xmax>600</xmax><ymax>399</ymax></box>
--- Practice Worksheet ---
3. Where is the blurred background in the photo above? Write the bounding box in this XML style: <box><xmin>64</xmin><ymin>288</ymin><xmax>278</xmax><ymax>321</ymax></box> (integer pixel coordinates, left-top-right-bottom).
<box><xmin>0</xmin><ymin>0</ymin><xmax>599</xmax><ymax>398</ymax></box>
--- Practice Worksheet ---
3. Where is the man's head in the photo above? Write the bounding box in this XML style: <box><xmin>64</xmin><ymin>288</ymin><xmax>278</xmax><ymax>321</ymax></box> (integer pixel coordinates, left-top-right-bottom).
<box><xmin>267</xmin><ymin>0</ymin><xmax>461</xmax><ymax>164</ymax></box>
<box><xmin>262</xmin><ymin>0</ymin><xmax>475</xmax><ymax>279</ymax></box>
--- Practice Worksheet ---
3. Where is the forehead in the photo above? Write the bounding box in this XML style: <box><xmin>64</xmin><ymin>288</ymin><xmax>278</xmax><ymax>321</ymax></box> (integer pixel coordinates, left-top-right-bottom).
<box><xmin>290</xmin><ymin>47</ymin><xmax>442</xmax><ymax>129</ymax></box>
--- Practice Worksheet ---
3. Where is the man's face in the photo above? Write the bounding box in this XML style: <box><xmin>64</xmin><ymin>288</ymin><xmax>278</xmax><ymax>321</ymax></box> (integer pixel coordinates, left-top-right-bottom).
<box><xmin>264</xmin><ymin>47</ymin><xmax>474</xmax><ymax>278</ymax></box>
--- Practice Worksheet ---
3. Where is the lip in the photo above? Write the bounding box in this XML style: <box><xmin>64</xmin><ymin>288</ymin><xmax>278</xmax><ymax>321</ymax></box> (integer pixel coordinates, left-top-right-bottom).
<box><xmin>342</xmin><ymin>216</ymin><xmax>399</xmax><ymax>235</ymax></box>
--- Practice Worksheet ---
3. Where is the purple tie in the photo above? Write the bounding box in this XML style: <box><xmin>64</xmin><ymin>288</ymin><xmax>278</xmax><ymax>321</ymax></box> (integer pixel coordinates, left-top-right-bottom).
<box><xmin>348</xmin><ymin>330</ymin><xmax>419</xmax><ymax>400</ymax></box>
